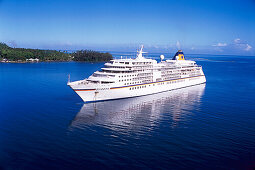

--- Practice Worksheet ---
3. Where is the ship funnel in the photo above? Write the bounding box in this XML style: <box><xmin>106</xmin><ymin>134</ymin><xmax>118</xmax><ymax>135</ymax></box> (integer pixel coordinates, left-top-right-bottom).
<box><xmin>172</xmin><ymin>50</ymin><xmax>185</xmax><ymax>60</ymax></box>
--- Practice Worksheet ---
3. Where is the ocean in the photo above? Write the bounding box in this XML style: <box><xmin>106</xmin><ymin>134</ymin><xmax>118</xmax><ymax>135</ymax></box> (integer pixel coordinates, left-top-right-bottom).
<box><xmin>0</xmin><ymin>54</ymin><xmax>255</xmax><ymax>169</ymax></box>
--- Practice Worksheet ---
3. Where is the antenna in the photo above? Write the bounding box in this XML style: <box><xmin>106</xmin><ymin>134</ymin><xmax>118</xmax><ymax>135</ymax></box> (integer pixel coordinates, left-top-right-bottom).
<box><xmin>136</xmin><ymin>45</ymin><xmax>147</xmax><ymax>59</ymax></box>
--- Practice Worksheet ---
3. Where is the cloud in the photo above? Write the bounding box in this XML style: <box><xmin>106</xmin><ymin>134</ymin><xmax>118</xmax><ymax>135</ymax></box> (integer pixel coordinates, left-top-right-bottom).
<box><xmin>233</xmin><ymin>38</ymin><xmax>252</xmax><ymax>51</ymax></box>
<box><xmin>245</xmin><ymin>44</ymin><xmax>252</xmax><ymax>51</ymax></box>
<box><xmin>234</xmin><ymin>38</ymin><xmax>241</xmax><ymax>43</ymax></box>
<box><xmin>212</xmin><ymin>42</ymin><xmax>227</xmax><ymax>47</ymax></box>
<box><xmin>153</xmin><ymin>45</ymin><xmax>159</xmax><ymax>49</ymax></box>
<box><xmin>8</xmin><ymin>40</ymin><xmax>17</xmax><ymax>48</ymax></box>
<box><xmin>209</xmin><ymin>38</ymin><xmax>254</xmax><ymax>55</ymax></box>
<box><xmin>176</xmin><ymin>41</ymin><xmax>181</xmax><ymax>49</ymax></box>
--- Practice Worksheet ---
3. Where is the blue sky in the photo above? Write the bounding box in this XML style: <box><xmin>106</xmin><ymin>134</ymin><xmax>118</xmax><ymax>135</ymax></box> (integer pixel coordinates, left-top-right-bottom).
<box><xmin>0</xmin><ymin>0</ymin><xmax>254</xmax><ymax>55</ymax></box>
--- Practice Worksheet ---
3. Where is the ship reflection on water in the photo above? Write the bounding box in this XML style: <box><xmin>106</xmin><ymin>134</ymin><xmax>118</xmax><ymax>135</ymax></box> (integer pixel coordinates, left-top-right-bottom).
<box><xmin>70</xmin><ymin>84</ymin><xmax>205</xmax><ymax>131</ymax></box>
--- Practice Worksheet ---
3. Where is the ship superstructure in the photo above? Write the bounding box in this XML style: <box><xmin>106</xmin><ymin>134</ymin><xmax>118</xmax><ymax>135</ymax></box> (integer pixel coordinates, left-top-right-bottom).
<box><xmin>68</xmin><ymin>46</ymin><xmax>206</xmax><ymax>102</ymax></box>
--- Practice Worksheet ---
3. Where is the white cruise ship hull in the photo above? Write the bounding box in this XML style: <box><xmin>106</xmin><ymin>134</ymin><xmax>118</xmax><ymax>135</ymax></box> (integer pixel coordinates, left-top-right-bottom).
<box><xmin>69</xmin><ymin>75</ymin><xmax>206</xmax><ymax>103</ymax></box>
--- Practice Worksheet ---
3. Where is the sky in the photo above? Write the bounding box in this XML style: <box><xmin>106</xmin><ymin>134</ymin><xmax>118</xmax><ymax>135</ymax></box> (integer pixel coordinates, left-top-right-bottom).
<box><xmin>0</xmin><ymin>0</ymin><xmax>255</xmax><ymax>55</ymax></box>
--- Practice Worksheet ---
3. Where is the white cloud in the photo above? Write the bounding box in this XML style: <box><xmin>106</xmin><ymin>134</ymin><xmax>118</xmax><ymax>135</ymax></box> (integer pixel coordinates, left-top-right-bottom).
<box><xmin>234</xmin><ymin>38</ymin><xmax>241</xmax><ymax>44</ymax></box>
<box><xmin>8</xmin><ymin>40</ymin><xmax>18</xmax><ymax>48</ymax></box>
<box><xmin>212</xmin><ymin>42</ymin><xmax>227</xmax><ymax>47</ymax></box>
<box><xmin>209</xmin><ymin>38</ymin><xmax>254</xmax><ymax>54</ymax></box>
<box><xmin>234</xmin><ymin>38</ymin><xmax>242</xmax><ymax>44</ymax></box>
<box><xmin>234</xmin><ymin>38</ymin><xmax>241</xmax><ymax>43</ymax></box>
<box><xmin>245</xmin><ymin>44</ymin><xmax>252</xmax><ymax>51</ymax></box>
<box><xmin>176</xmin><ymin>41</ymin><xmax>181</xmax><ymax>49</ymax></box>
<box><xmin>233</xmin><ymin>38</ymin><xmax>252</xmax><ymax>51</ymax></box>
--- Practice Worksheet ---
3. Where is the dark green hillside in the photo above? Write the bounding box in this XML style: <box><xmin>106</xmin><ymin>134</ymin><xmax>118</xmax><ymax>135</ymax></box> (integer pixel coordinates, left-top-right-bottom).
<box><xmin>0</xmin><ymin>43</ymin><xmax>70</xmax><ymax>61</ymax></box>
<box><xmin>0</xmin><ymin>43</ymin><xmax>112</xmax><ymax>62</ymax></box>
<box><xmin>72</xmin><ymin>50</ymin><xmax>113</xmax><ymax>62</ymax></box>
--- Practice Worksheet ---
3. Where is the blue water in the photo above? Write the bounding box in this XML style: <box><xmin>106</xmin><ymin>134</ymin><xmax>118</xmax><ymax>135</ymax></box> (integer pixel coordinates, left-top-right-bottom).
<box><xmin>0</xmin><ymin>54</ymin><xmax>255</xmax><ymax>169</ymax></box>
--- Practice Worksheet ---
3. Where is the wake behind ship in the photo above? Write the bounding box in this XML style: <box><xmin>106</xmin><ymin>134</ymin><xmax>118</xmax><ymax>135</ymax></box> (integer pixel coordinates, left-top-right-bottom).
<box><xmin>68</xmin><ymin>46</ymin><xmax>206</xmax><ymax>102</ymax></box>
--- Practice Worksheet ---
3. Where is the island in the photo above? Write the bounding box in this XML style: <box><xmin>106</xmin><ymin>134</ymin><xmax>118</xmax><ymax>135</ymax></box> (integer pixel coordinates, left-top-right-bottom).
<box><xmin>0</xmin><ymin>43</ymin><xmax>113</xmax><ymax>63</ymax></box>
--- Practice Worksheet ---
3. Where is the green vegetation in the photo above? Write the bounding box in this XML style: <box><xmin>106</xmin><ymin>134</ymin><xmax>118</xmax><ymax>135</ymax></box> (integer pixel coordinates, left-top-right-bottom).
<box><xmin>0</xmin><ymin>43</ymin><xmax>113</xmax><ymax>62</ymax></box>
<box><xmin>0</xmin><ymin>43</ymin><xmax>70</xmax><ymax>62</ymax></box>
<box><xmin>72</xmin><ymin>50</ymin><xmax>112</xmax><ymax>62</ymax></box>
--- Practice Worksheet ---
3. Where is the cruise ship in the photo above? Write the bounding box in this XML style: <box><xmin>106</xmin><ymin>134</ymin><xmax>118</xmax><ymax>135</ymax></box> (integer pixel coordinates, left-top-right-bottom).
<box><xmin>68</xmin><ymin>46</ymin><xmax>206</xmax><ymax>102</ymax></box>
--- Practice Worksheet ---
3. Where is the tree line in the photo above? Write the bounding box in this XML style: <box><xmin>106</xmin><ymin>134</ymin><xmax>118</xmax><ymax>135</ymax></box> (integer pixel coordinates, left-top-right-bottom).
<box><xmin>0</xmin><ymin>43</ymin><xmax>113</xmax><ymax>62</ymax></box>
<box><xmin>72</xmin><ymin>50</ymin><xmax>112</xmax><ymax>62</ymax></box>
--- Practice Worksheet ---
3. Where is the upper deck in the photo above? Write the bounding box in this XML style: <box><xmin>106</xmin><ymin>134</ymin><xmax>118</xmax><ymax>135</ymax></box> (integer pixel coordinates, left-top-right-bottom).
<box><xmin>69</xmin><ymin>46</ymin><xmax>203</xmax><ymax>87</ymax></box>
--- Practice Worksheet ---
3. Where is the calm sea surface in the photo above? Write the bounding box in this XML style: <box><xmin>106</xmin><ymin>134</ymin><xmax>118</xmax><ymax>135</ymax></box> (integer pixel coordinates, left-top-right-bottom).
<box><xmin>0</xmin><ymin>54</ymin><xmax>255</xmax><ymax>169</ymax></box>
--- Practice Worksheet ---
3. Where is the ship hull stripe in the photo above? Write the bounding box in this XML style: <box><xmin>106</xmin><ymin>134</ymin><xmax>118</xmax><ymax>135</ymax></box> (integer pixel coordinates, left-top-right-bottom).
<box><xmin>75</xmin><ymin>89</ymin><xmax>96</xmax><ymax>91</ymax></box>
